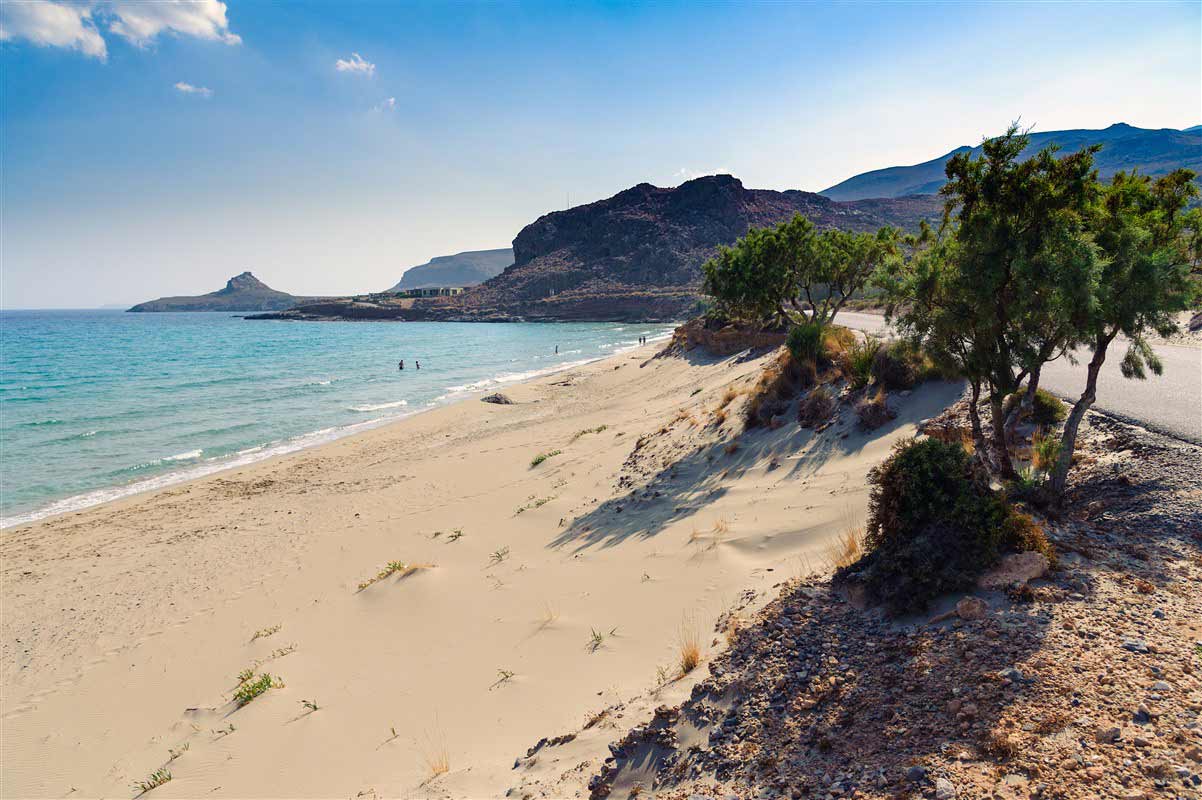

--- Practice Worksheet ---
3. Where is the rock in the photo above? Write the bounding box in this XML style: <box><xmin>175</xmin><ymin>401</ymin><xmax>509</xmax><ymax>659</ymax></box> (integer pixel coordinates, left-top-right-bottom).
<box><xmin>955</xmin><ymin>596</ymin><xmax>989</xmax><ymax>620</ymax></box>
<box><xmin>978</xmin><ymin>552</ymin><xmax>1049</xmax><ymax>589</ymax></box>
<box><xmin>997</xmin><ymin>667</ymin><xmax>1026</xmax><ymax>684</ymax></box>
<box><xmin>1150</xmin><ymin>680</ymin><xmax>1172</xmax><ymax>692</ymax></box>
<box><xmin>935</xmin><ymin>777</ymin><xmax>956</xmax><ymax>799</ymax></box>
<box><xmin>481</xmin><ymin>393</ymin><xmax>514</xmax><ymax>404</ymax></box>
<box><xmin>1122</xmin><ymin>638</ymin><xmax>1150</xmax><ymax>654</ymax></box>
<box><xmin>905</xmin><ymin>765</ymin><xmax>927</xmax><ymax>783</ymax></box>
<box><xmin>1096</xmin><ymin>726</ymin><xmax>1121</xmax><ymax>744</ymax></box>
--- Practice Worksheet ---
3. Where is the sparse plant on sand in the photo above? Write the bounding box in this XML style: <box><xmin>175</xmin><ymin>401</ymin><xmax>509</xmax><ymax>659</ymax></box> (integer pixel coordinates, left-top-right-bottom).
<box><xmin>530</xmin><ymin>449</ymin><xmax>562</xmax><ymax>468</ymax></box>
<box><xmin>249</xmin><ymin>623</ymin><xmax>281</xmax><ymax>642</ymax></box>
<box><xmin>233</xmin><ymin>673</ymin><xmax>282</xmax><ymax>707</ymax></box>
<box><xmin>678</xmin><ymin>616</ymin><xmax>702</xmax><ymax>675</ymax></box>
<box><xmin>570</xmin><ymin>424</ymin><xmax>608</xmax><ymax>443</ymax></box>
<box><xmin>488</xmin><ymin>546</ymin><xmax>510</xmax><ymax>566</ymax></box>
<box><xmin>421</xmin><ymin>727</ymin><xmax>450</xmax><ymax>781</ymax></box>
<box><xmin>212</xmin><ymin>723</ymin><xmax>235</xmax><ymax>738</ymax></box>
<box><xmin>446</xmin><ymin>528</ymin><xmax>464</xmax><ymax>542</ymax></box>
<box><xmin>490</xmin><ymin>669</ymin><xmax>515</xmax><ymax>689</ymax></box>
<box><xmin>378</xmin><ymin>726</ymin><xmax>401</xmax><ymax>749</ymax></box>
<box><xmin>823</xmin><ymin>511</ymin><xmax>865</xmax><ymax>570</ymax></box>
<box><xmin>536</xmin><ymin>602</ymin><xmax>559</xmax><ymax>631</ymax></box>
<box><xmin>299</xmin><ymin>699</ymin><xmax>319</xmax><ymax>713</ymax></box>
<box><xmin>587</xmin><ymin>627</ymin><xmax>618</xmax><ymax>652</ymax></box>
<box><xmin>167</xmin><ymin>743</ymin><xmax>189</xmax><ymax>761</ymax></box>
<box><xmin>235</xmin><ymin>666</ymin><xmax>255</xmax><ymax>684</ymax></box>
<box><xmin>515</xmin><ymin>495</ymin><xmax>554</xmax><ymax>515</ymax></box>
<box><xmin>132</xmin><ymin>767</ymin><xmax>172</xmax><ymax>796</ymax></box>
<box><xmin>356</xmin><ymin>560</ymin><xmax>433</xmax><ymax>592</ymax></box>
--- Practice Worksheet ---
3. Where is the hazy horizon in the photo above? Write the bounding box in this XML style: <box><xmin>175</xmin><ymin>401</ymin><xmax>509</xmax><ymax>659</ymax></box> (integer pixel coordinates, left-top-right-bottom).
<box><xmin>3</xmin><ymin>0</ymin><xmax>1199</xmax><ymax>309</ymax></box>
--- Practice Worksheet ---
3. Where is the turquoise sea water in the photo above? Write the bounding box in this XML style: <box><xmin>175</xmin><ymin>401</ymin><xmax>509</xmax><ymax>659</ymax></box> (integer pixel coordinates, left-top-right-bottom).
<box><xmin>0</xmin><ymin>311</ymin><xmax>673</xmax><ymax>527</ymax></box>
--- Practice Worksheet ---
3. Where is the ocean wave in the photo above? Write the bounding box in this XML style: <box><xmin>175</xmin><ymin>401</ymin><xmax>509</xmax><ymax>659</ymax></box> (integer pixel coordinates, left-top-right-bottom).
<box><xmin>164</xmin><ymin>449</ymin><xmax>203</xmax><ymax>462</ymax></box>
<box><xmin>20</xmin><ymin>418</ymin><xmax>64</xmax><ymax>427</ymax></box>
<box><xmin>348</xmin><ymin>399</ymin><xmax>408</xmax><ymax>412</ymax></box>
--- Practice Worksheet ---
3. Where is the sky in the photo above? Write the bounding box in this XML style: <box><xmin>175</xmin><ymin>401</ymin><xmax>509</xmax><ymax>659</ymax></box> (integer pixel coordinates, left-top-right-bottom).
<box><xmin>2</xmin><ymin>0</ymin><xmax>1199</xmax><ymax>309</ymax></box>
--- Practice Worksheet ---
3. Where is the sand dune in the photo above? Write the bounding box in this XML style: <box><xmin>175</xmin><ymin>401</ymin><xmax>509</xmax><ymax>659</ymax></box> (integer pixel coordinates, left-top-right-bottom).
<box><xmin>1</xmin><ymin>342</ymin><xmax>962</xmax><ymax>798</ymax></box>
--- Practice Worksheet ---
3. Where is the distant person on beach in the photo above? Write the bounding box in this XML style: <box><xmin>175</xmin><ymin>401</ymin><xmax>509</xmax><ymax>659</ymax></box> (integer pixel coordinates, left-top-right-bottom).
<box><xmin>416</xmin><ymin>360</ymin><xmax>421</xmax><ymax>370</ymax></box>
<box><xmin>398</xmin><ymin>360</ymin><xmax>404</xmax><ymax>370</ymax></box>
<box><xmin>555</xmin><ymin>345</ymin><xmax>558</xmax><ymax>354</ymax></box>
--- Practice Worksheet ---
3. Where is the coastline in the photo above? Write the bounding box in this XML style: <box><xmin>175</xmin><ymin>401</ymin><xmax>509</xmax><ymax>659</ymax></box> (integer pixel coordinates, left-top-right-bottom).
<box><xmin>0</xmin><ymin>329</ymin><xmax>674</xmax><ymax>531</ymax></box>
<box><xmin>1</xmin><ymin>337</ymin><xmax>962</xmax><ymax>798</ymax></box>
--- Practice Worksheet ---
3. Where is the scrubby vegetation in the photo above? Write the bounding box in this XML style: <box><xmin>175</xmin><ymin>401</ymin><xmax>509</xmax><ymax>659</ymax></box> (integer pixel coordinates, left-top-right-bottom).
<box><xmin>836</xmin><ymin>438</ymin><xmax>1045</xmax><ymax>614</ymax></box>
<box><xmin>1012</xmin><ymin>386</ymin><xmax>1067</xmax><ymax>427</ymax></box>
<box><xmin>530</xmin><ymin>449</ymin><xmax>562</xmax><ymax>468</ymax></box>
<box><xmin>797</xmin><ymin>387</ymin><xmax>835</xmax><ymax>428</ymax></box>
<box><xmin>854</xmin><ymin>388</ymin><xmax>895</xmax><ymax>430</ymax></box>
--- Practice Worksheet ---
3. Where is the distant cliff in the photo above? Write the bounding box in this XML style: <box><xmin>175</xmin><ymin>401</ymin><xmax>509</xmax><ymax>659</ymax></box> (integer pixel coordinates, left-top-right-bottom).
<box><xmin>390</xmin><ymin>248</ymin><xmax>513</xmax><ymax>291</ymax></box>
<box><xmin>129</xmin><ymin>272</ymin><xmax>317</xmax><ymax>312</ymax></box>
<box><xmin>252</xmin><ymin>176</ymin><xmax>943</xmax><ymax>323</ymax></box>
<box><xmin>821</xmin><ymin>123</ymin><xmax>1202</xmax><ymax>201</ymax></box>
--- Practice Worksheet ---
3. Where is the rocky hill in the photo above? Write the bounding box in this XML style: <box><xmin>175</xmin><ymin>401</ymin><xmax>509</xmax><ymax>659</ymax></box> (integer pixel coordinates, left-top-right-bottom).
<box><xmin>821</xmin><ymin>122</ymin><xmax>1202</xmax><ymax>200</ymax></box>
<box><xmin>390</xmin><ymin>248</ymin><xmax>512</xmax><ymax>291</ymax></box>
<box><xmin>255</xmin><ymin>176</ymin><xmax>943</xmax><ymax>323</ymax></box>
<box><xmin>129</xmin><ymin>272</ymin><xmax>317</xmax><ymax>312</ymax></box>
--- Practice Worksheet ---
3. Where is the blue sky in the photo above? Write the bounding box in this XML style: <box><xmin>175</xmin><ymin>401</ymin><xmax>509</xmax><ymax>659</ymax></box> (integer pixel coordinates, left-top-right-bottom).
<box><xmin>2</xmin><ymin>0</ymin><xmax>1199</xmax><ymax>308</ymax></box>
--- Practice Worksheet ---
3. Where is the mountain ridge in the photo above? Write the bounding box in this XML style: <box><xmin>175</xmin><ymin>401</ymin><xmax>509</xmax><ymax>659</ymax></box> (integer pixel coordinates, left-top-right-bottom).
<box><xmin>390</xmin><ymin>248</ymin><xmax>513</xmax><ymax>291</ymax></box>
<box><xmin>821</xmin><ymin>123</ymin><xmax>1202</xmax><ymax>201</ymax></box>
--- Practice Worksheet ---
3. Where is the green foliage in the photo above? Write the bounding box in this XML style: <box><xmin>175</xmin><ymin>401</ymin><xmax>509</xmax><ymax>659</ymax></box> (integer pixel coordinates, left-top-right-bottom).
<box><xmin>839</xmin><ymin>438</ymin><xmax>1011</xmax><ymax>614</ymax></box>
<box><xmin>1031</xmin><ymin>431</ymin><xmax>1062</xmax><ymax>471</ymax></box>
<box><xmin>132</xmin><ymin>768</ymin><xmax>172</xmax><ymax>795</ymax></box>
<box><xmin>1003</xmin><ymin>510</ymin><xmax>1057</xmax><ymax>568</ymax></box>
<box><xmin>1013</xmin><ymin>387</ymin><xmax>1067</xmax><ymax>427</ymax></box>
<box><xmin>786</xmin><ymin>322</ymin><xmax>824</xmax><ymax>364</ymax></box>
<box><xmin>233</xmin><ymin>673</ymin><xmax>279</xmax><ymax>707</ymax></box>
<box><xmin>869</xmin><ymin>340</ymin><xmax>917</xmax><ymax>390</ymax></box>
<box><xmin>702</xmin><ymin>213</ymin><xmax>900</xmax><ymax>326</ymax></box>
<box><xmin>530</xmin><ymin>449</ymin><xmax>562</xmax><ymax>468</ymax></box>
<box><xmin>845</xmin><ymin>336</ymin><xmax>881</xmax><ymax>390</ymax></box>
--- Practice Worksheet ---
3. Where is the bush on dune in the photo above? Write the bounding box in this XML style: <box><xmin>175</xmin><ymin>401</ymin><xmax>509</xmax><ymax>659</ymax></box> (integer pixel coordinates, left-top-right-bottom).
<box><xmin>836</xmin><ymin>438</ymin><xmax>1046</xmax><ymax>615</ymax></box>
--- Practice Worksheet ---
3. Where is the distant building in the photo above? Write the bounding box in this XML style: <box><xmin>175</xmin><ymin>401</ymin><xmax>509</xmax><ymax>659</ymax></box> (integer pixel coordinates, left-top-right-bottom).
<box><xmin>395</xmin><ymin>287</ymin><xmax>464</xmax><ymax>298</ymax></box>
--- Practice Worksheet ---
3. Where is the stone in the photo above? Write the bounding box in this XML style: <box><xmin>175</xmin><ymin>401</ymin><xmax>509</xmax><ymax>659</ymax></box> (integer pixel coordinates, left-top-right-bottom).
<box><xmin>978</xmin><ymin>552</ymin><xmax>1049</xmax><ymax>589</ymax></box>
<box><xmin>905</xmin><ymin>765</ymin><xmax>927</xmax><ymax>782</ymax></box>
<box><xmin>1096</xmin><ymin>726</ymin><xmax>1121</xmax><ymax>743</ymax></box>
<box><xmin>935</xmin><ymin>777</ymin><xmax>956</xmax><ymax>799</ymax></box>
<box><xmin>955</xmin><ymin>596</ymin><xmax>989</xmax><ymax>621</ymax></box>
<box><xmin>481</xmin><ymin>393</ymin><xmax>514</xmax><ymax>404</ymax></box>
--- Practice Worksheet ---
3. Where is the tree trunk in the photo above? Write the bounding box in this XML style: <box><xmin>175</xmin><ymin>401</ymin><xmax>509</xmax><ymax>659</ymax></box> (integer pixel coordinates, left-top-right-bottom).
<box><xmin>1005</xmin><ymin>363</ymin><xmax>1042</xmax><ymax>440</ymax></box>
<box><xmin>1047</xmin><ymin>331</ymin><xmax>1117</xmax><ymax>500</ymax></box>
<box><xmin>990</xmin><ymin>392</ymin><xmax>1018</xmax><ymax>480</ymax></box>
<box><xmin>967</xmin><ymin>380</ymin><xmax>993</xmax><ymax>470</ymax></box>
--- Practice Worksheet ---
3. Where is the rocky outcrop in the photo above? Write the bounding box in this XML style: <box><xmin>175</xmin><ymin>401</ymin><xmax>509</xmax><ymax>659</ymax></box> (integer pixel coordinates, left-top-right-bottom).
<box><xmin>129</xmin><ymin>272</ymin><xmax>320</xmax><ymax>312</ymax></box>
<box><xmin>256</xmin><ymin>175</ymin><xmax>942</xmax><ymax>323</ymax></box>
<box><xmin>390</xmin><ymin>248</ymin><xmax>513</xmax><ymax>291</ymax></box>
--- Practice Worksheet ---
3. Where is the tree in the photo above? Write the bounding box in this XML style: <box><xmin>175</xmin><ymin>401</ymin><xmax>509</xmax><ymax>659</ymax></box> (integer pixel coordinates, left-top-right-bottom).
<box><xmin>701</xmin><ymin>213</ymin><xmax>899</xmax><ymax>328</ymax></box>
<box><xmin>890</xmin><ymin>124</ymin><xmax>1101</xmax><ymax>479</ymax></box>
<box><xmin>1046</xmin><ymin>168</ymin><xmax>1200</xmax><ymax>497</ymax></box>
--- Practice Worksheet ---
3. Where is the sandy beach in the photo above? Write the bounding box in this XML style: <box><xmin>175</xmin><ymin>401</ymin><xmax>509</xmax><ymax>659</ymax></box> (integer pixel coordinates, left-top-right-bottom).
<box><xmin>1</xmin><ymin>341</ymin><xmax>961</xmax><ymax>799</ymax></box>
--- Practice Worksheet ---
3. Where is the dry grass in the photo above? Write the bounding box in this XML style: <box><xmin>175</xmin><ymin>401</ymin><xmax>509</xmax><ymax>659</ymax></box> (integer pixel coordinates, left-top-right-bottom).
<box><xmin>718</xmin><ymin>387</ymin><xmax>741</xmax><ymax>409</ymax></box>
<box><xmin>421</xmin><ymin>726</ymin><xmax>450</xmax><ymax>781</ymax></box>
<box><xmin>678</xmin><ymin>616</ymin><xmax>702</xmax><ymax>675</ymax></box>
<box><xmin>356</xmin><ymin>561</ymin><xmax>434</xmax><ymax>592</ymax></box>
<box><xmin>712</xmin><ymin>407</ymin><xmax>728</xmax><ymax>426</ymax></box>
<box><xmin>823</xmin><ymin>511</ymin><xmax>864</xmax><ymax>570</ymax></box>
<box><xmin>536</xmin><ymin>601</ymin><xmax>560</xmax><ymax>631</ymax></box>
<box><xmin>689</xmin><ymin>519</ymin><xmax>729</xmax><ymax>551</ymax></box>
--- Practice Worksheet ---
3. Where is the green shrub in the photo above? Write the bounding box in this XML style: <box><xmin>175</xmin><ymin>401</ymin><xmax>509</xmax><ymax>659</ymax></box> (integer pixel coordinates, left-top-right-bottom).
<box><xmin>745</xmin><ymin>350</ymin><xmax>815</xmax><ymax>427</ymax></box>
<box><xmin>1003</xmin><ymin>510</ymin><xmax>1057</xmax><ymax>568</ymax></box>
<box><xmin>787</xmin><ymin>322</ymin><xmax>824</xmax><ymax>364</ymax></box>
<box><xmin>1013</xmin><ymin>387</ymin><xmax>1067</xmax><ymax>427</ymax></box>
<box><xmin>1031</xmin><ymin>431</ymin><xmax>1061</xmax><ymax>471</ymax></box>
<box><xmin>837</xmin><ymin>438</ymin><xmax>1011</xmax><ymax>614</ymax></box>
<box><xmin>845</xmin><ymin>336</ymin><xmax>881</xmax><ymax>390</ymax></box>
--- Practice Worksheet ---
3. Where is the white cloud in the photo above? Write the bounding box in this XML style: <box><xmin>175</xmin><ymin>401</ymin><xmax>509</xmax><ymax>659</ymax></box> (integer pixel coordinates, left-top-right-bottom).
<box><xmin>674</xmin><ymin>166</ymin><xmax>737</xmax><ymax>182</ymax></box>
<box><xmin>0</xmin><ymin>0</ymin><xmax>108</xmax><ymax>60</ymax></box>
<box><xmin>373</xmin><ymin>96</ymin><xmax>396</xmax><ymax>112</ymax></box>
<box><xmin>0</xmin><ymin>0</ymin><xmax>239</xmax><ymax>60</ymax></box>
<box><xmin>174</xmin><ymin>81</ymin><xmax>212</xmax><ymax>97</ymax></box>
<box><xmin>107</xmin><ymin>0</ymin><xmax>240</xmax><ymax>47</ymax></box>
<box><xmin>335</xmin><ymin>52</ymin><xmax>374</xmax><ymax>76</ymax></box>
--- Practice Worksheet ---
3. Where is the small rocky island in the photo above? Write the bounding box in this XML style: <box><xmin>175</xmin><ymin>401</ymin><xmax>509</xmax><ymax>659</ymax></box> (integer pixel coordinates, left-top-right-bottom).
<box><xmin>128</xmin><ymin>272</ymin><xmax>318</xmax><ymax>313</ymax></box>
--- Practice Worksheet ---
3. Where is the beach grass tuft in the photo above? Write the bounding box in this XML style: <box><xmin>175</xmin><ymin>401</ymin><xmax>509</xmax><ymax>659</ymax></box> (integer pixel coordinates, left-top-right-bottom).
<box><xmin>132</xmin><ymin>767</ymin><xmax>172</xmax><ymax>796</ymax></box>
<box><xmin>249</xmin><ymin>623</ymin><xmax>281</xmax><ymax>642</ymax></box>
<box><xmin>530</xmin><ymin>449</ymin><xmax>562</xmax><ymax>468</ymax></box>
<box><xmin>356</xmin><ymin>560</ymin><xmax>433</xmax><ymax>592</ymax></box>
<box><xmin>233</xmin><ymin>673</ymin><xmax>282</xmax><ymax>707</ymax></box>
<box><xmin>570</xmin><ymin>424</ymin><xmax>608</xmax><ymax>443</ymax></box>
<box><xmin>823</xmin><ymin>511</ymin><xmax>864</xmax><ymax>570</ymax></box>
<box><xmin>678</xmin><ymin>616</ymin><xmax>702</xmax><ymax>675</ymax></box>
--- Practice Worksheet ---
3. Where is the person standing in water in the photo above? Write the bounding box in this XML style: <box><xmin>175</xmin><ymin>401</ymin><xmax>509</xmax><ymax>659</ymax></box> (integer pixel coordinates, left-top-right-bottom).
<box><xmin>555</xmin><ymin>345</ymin><xmax>558</xmax><ymax>354</ymax></box>
<box><xmin>398</xmin><ymin>359</ymin><xmax>404</xmax><ymax>371</ymax></box>
<box><xmin>415</xmin><ymin>360</ymin><xmax>421</xmax><ymax>370</ymax></box>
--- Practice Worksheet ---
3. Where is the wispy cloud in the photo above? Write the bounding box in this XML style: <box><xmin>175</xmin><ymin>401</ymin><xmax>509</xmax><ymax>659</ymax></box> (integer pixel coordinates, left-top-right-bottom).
<box><xmin>174</xmin><ymin>81</ymin><xmax>213</xmax><ymax>98</ymax></box>
<box><xmin>0</xmin><ymin>0</ymin><xmax>240</xmax><ymax>60</ymax></box>
<box><xmin>373</xmin><ymin>97</ymin><xmax>396</xmax><ymax>112</ymax></box>
<box><xmin>335</xmin><ymin>52</ymin><xmax>375</xmax><ymax>76</ymax></box>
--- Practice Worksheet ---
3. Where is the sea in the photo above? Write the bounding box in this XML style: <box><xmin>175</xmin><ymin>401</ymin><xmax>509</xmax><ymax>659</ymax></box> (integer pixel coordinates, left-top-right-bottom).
<box><xmin>0</xmin><ymin>310</ymin><xmax>674</xmax><ymax>528</ymax></box>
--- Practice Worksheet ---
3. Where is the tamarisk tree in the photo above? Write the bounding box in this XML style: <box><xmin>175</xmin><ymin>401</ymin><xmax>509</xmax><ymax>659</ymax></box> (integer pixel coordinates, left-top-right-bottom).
<box><xmin>702</xmin><ymin>213</ymin><xmax>900</xmax><ymax>328</ymax></box>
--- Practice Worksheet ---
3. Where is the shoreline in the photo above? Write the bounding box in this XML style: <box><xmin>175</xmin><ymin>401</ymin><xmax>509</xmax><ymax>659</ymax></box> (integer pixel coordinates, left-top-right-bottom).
<box><xmin>1</xmin><ymin>337</ymin><xmax>961</xmax><ymax>798</ymax></box>
<box><xmin>0</xmin><ymin>330</ymin><xmax>675</xmax><ymax>531</ymax></box>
